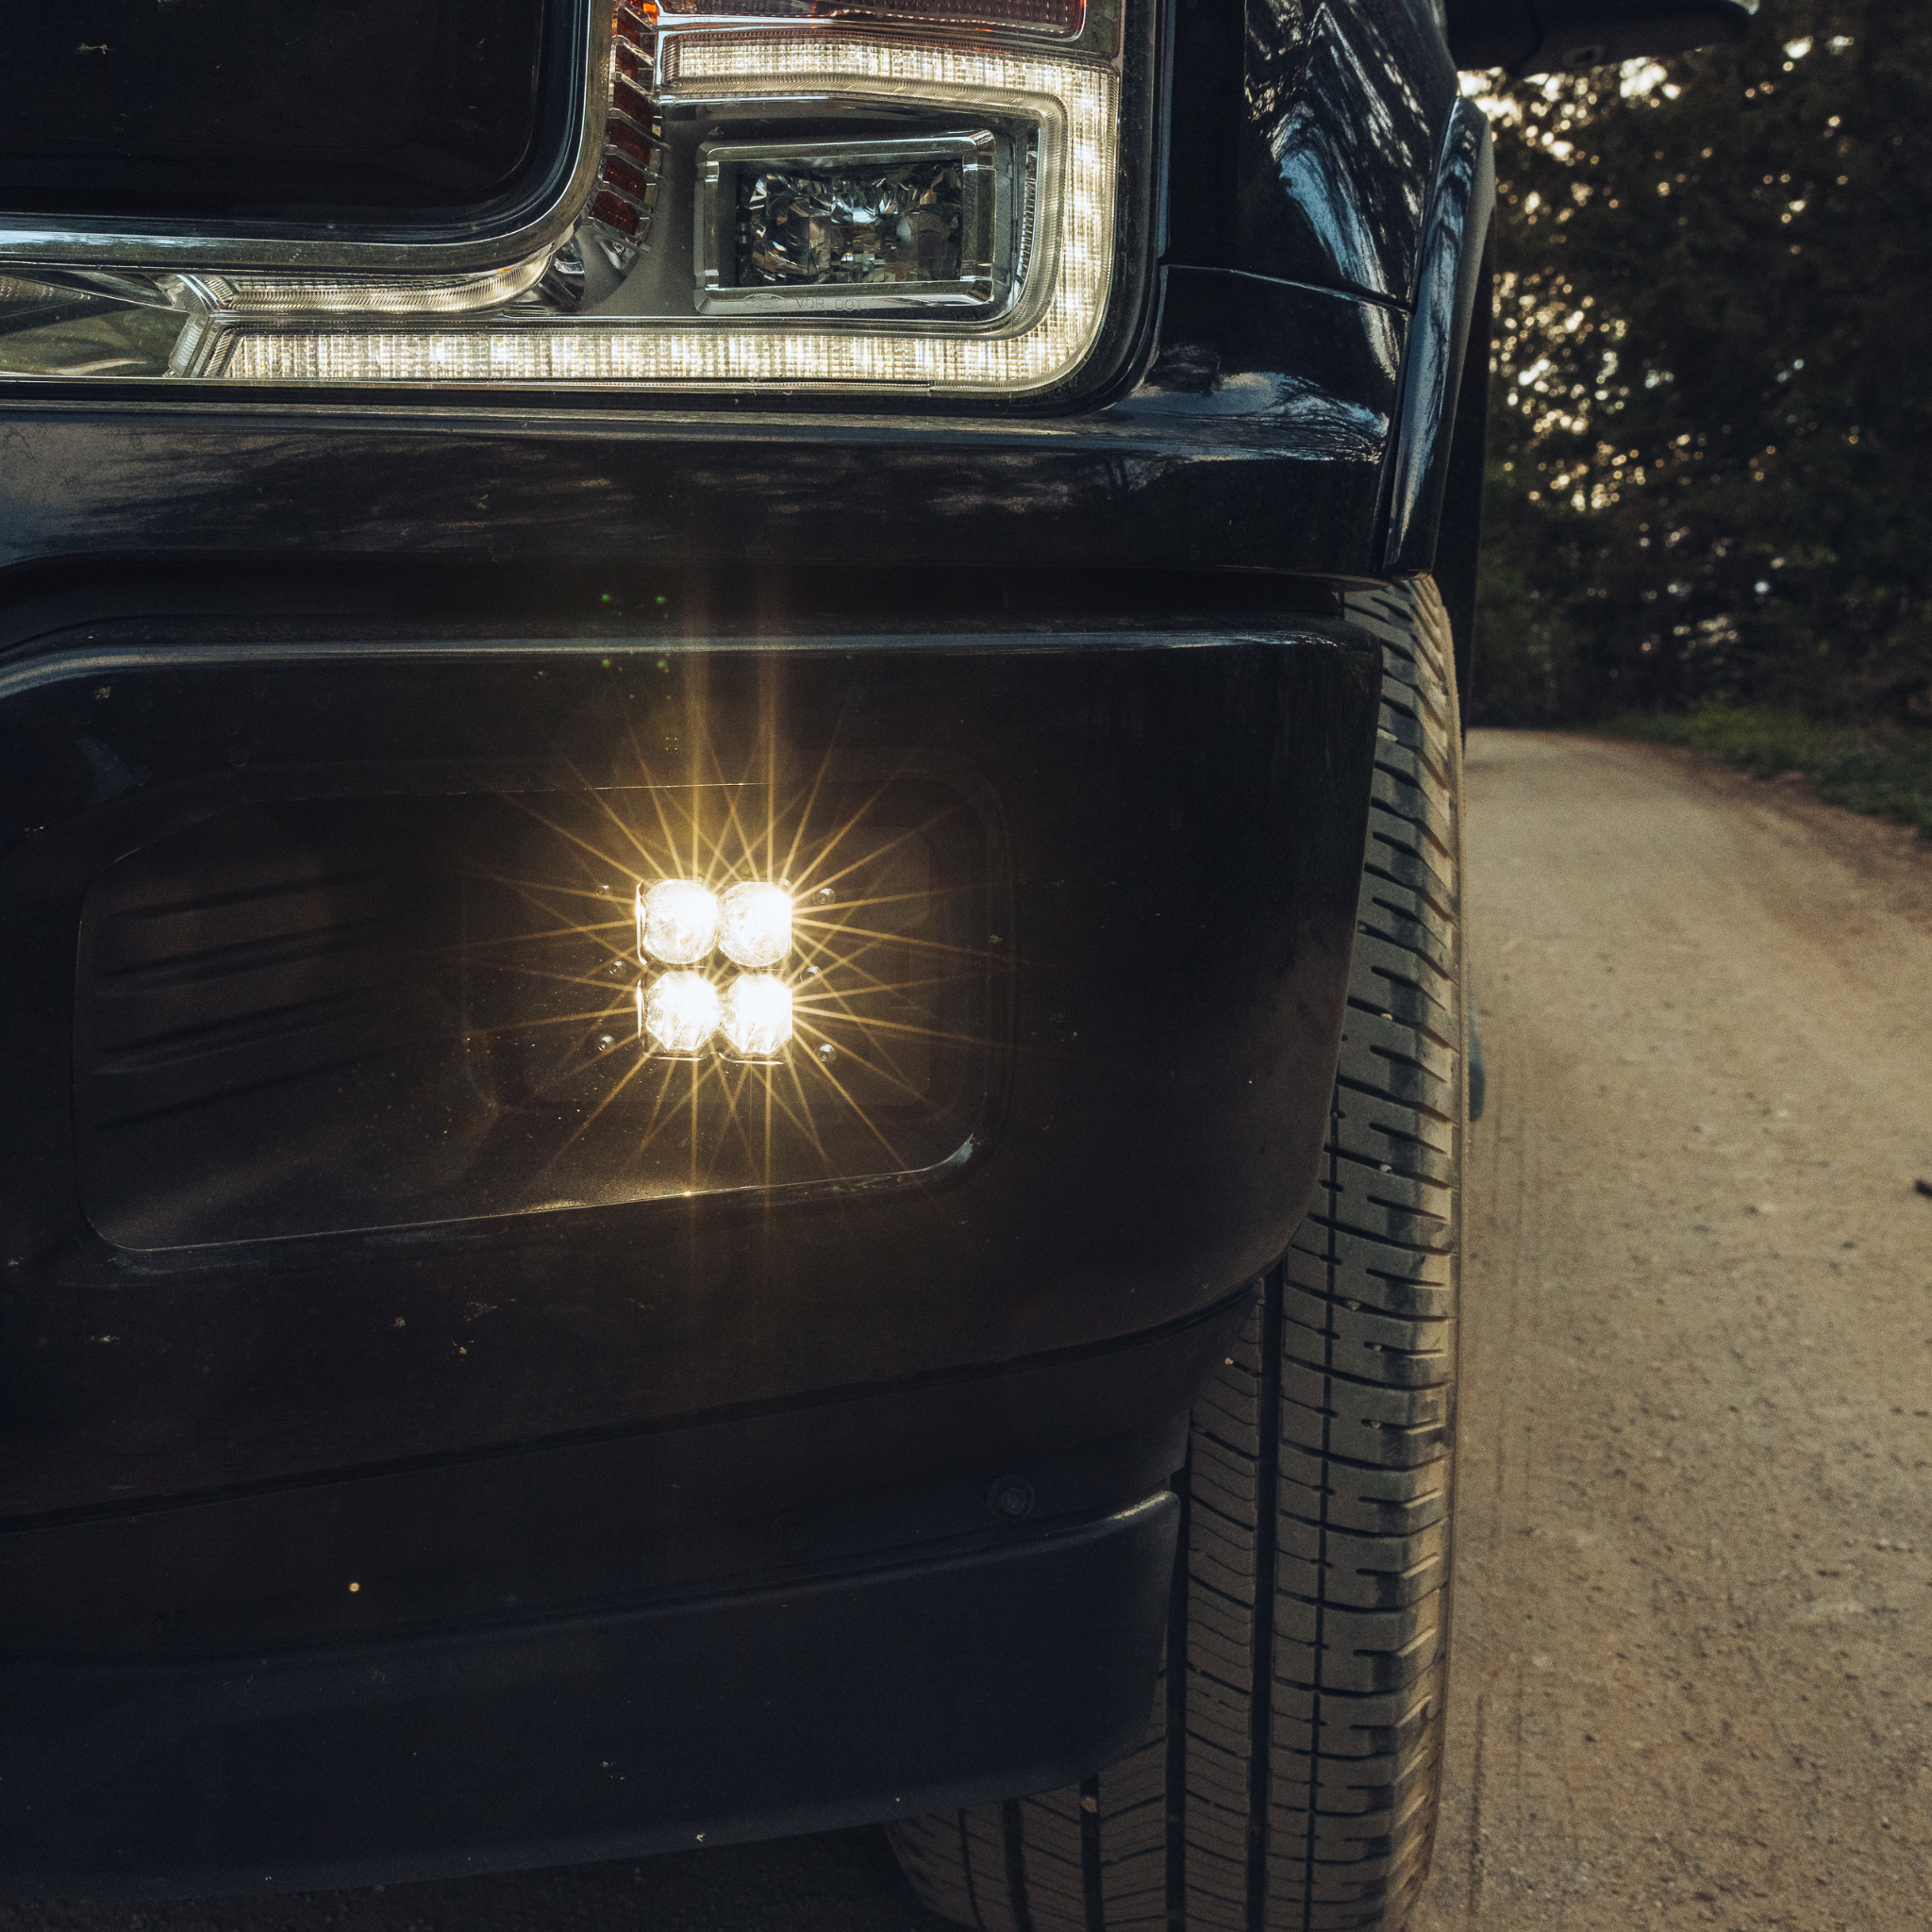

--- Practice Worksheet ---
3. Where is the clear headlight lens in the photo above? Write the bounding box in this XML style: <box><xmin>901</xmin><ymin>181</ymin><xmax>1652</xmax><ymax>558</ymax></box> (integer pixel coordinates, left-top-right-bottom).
<box><xmin>0</xmin><ymin>2</ymin><xmax>1128</xmax><ymax>397</ymax></box>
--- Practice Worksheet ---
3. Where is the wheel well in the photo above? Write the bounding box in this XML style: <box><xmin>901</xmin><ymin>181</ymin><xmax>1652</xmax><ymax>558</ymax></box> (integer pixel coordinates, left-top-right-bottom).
<box><xmin>1432</xmin><ymin>227</ymin><xmax>1495</xmax><ymax>725</ymax></box>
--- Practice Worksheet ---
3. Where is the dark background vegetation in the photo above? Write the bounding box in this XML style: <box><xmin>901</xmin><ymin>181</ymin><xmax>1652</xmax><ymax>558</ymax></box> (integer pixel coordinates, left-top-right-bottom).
<box><xmin>1471</xmin><ymin>0</ymin><xmax>1932</xmax><ymax>758</ymax></box>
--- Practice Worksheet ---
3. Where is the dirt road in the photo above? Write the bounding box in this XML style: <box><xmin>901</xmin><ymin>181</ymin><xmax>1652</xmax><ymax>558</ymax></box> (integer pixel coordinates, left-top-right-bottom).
<box><xmin>4</xmin><ymin>730</ymin><xmax>1929</xmax><ymax>1932</ymax></box>
<box><xmin>1410</xmin><ymin>730</ymin><xmax>1932</xmax><ymax>1932</ymax></box>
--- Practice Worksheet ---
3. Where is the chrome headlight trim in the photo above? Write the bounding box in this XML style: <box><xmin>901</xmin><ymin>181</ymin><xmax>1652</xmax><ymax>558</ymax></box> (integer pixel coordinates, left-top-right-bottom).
<box><xmin>210</xmin><ymin>33</ymin><xmax>1120</xmax><ymax>395</ymax></box>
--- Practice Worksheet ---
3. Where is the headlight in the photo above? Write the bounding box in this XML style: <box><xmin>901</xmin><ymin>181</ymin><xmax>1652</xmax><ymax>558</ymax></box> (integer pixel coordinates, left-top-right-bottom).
<box><xmin>0</xmin><ymin>0</ymin><xmax>1136</xmax><ymax>398</ymax></box>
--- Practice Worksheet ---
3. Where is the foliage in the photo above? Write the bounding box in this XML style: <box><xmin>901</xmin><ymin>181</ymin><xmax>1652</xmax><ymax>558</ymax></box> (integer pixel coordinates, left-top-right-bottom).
<box><xmin>1602</xmin><ymin>705</ymin><xmax>1932</xmax><ymax>833</ymax></box>
<box><xmin>1472</xmin><ymin>3</ymin><xmax>1932</xmax><ymax>732</ymax></box>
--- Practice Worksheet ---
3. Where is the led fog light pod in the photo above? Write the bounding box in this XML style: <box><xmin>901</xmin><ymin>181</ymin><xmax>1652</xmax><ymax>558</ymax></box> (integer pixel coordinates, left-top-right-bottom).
<box><xmin>719</xmin><ymin>881</ymin><xmax>792</xmax><ymax>970</ymax></box>
<box><xmin>719</xmin><ymin>974</ymin><xmax>793</xmax><ymax>1060</ymax></box>
<box><xmin>642</xmin><ymin>971</ymin><xmax>723</xmax><ymax>1056</ymax></box>
<box><xmin>639</xmin><ymin>879</ymin><xmax>722</xmax><ymax>966</ymax></box>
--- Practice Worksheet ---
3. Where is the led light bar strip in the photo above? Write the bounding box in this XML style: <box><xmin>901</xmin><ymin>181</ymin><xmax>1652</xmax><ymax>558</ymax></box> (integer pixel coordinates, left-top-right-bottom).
<box><xmin>658</xmin><ymin>0</ymin><xmax>1086</xmax><ymax>31</ymax></box>
<box><xmin>218</xmin><ymin>35</ymin><xmax>1118</xmax><ymax>395</ymax></box>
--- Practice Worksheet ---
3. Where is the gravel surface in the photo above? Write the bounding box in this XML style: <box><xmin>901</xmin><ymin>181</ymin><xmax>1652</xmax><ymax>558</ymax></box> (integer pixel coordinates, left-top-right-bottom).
<box><xmin>1410</xmin><ymin>730</ymin><xmax>1932</xmax><ymax>1932</ymax></box>
<box><xmin>5</xmin><ymin>728</ymin><xmax>1929</xmax><ymax>1932</ymax></box>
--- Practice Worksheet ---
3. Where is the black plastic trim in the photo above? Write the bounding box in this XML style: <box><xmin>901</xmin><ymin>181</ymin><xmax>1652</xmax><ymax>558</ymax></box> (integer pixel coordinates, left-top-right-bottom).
<box><xmin>0</xmin><ymin>1491</ymin><xmax>1180</xmax><ymax>1898</ymax></box>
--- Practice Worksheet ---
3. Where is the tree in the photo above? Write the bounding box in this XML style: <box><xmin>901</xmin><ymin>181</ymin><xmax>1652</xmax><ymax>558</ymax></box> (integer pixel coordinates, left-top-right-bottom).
<box><xmin>1474</xmin><ymin>1</ymin><xmax>1932</xmax><ymax>727</ymax></box>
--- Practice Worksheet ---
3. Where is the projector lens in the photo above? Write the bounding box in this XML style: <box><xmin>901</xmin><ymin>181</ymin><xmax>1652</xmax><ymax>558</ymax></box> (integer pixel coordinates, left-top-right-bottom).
<box><xmin>741</xmin><ymin>155</ymin><xmax>965</xmax><ymax>287</ymax></box>
<box><xmin>697</xmin><ymin>132</ymin><xmax>1002</xmax><ymax>313</ymax></box>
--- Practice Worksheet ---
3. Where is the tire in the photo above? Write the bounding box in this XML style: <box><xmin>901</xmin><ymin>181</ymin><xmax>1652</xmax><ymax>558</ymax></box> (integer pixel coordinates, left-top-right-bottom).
<box><xmin>891</xmin><ymin>579</ymin><xmax>1466</xmax><ymax>1932</ymax></box>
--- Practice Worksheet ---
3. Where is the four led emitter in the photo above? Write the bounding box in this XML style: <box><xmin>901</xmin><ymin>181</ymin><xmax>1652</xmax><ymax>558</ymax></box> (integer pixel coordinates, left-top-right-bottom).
<box><xmin>636</xmin><ymin>879</ymin><xmax>796</xmax><ymax>1058</ymax></box>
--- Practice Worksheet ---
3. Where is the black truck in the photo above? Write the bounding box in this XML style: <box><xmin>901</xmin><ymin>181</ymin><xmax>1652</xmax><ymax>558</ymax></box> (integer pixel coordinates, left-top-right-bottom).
<box><xmin>0</xmin><ymin>2</ymin><xmax>1749</xmax><ymax>1925</ymax></box>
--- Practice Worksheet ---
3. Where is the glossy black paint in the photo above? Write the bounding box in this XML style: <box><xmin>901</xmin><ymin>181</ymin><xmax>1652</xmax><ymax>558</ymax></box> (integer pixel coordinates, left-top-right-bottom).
<box><xmin>0</xmin><ymin>268</ymin><xmax>1406</xmax><ymax>579</ymax></box>
<box><xmin>1117</xmin><ymin>265</ymin><xmax>1400</xmax><ymax>464</ymax></box>
<box><xmin>0</xmin><ymin>1491</ymin><xmax>1179</xmax><ymax>1896</ymax></box>
<box><xmin>1166</xmin><ymin>0</ymin><xmax>1456</xmax><ymax>306</ymax></box>
<box><xmin>0</xmin><ymin>625</ymin><xmax>1379</xmax><ymax>1519</ymax></box>
<box><xmin>1382</xmin><ymin>98</ymin><xmax>1495</xmax><ymax>575</ymax></box>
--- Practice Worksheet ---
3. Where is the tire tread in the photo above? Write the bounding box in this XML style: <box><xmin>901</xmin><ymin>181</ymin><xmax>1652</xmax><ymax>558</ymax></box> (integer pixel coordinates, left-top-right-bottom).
<box><xmin>892</xmin><ymin>580</ymin><xmax>1463</xmax><ymax>1932</ymax></box>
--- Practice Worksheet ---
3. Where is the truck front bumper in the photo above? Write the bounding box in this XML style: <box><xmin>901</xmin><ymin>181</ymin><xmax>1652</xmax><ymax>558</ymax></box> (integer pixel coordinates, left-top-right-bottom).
<box><xmin>0</xmin><ymin>1490</ymin><xmax>1176</xmax><ymax>1896</ymax></box>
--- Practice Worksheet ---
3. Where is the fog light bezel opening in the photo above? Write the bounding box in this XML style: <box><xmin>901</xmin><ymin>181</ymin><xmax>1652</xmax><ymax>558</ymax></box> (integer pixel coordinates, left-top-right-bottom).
<box><xmin>65</xmin><ymin>743</ymin><xmax>1005</xmax><ymax>1252</ymax></box>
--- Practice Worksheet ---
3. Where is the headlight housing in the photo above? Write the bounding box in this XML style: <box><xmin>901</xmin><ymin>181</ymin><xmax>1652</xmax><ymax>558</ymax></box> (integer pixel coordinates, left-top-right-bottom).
<box><xmin>0</xmin><ymin>0</ymin><xmax>1143</xmax><ymax>400</ymax></box>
